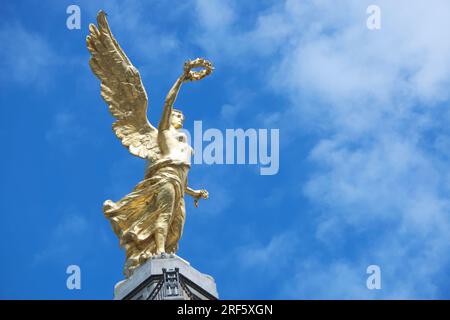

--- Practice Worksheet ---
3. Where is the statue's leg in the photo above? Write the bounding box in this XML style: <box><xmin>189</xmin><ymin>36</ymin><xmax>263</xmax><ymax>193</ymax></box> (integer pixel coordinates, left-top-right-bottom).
<box><xmin>166</xmin><ymin>197</ymin><xmax>186</xmax><ymax>254</ymax></box>
<box><xmin>154</xmin><ymin>183</ymin><xmax>176</xmax><ymax>254</ymax></box>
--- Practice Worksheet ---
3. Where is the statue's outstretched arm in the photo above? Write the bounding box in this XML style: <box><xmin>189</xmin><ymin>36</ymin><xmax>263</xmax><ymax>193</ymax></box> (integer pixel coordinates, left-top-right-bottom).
<box><xmin>186</xmin><ymin>187</ymin><xmax>199</xmax><ymax>197</ymax></box>
<box><xmin>158</xmin><ymin>75</ymin><xmax>186</xmax><ymax>131</ymax></box>
<box><xmin>186</xmin><ymin>186</ymin><xmax>209</xmax><ymax>208</ymax></box>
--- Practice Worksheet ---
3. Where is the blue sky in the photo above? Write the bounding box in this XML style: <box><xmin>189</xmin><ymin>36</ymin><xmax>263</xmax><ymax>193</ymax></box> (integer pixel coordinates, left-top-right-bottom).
<box><xmin>1</xmin><ymin>0</ymin><xmax>450</xmax><ymax>299</ymax></box>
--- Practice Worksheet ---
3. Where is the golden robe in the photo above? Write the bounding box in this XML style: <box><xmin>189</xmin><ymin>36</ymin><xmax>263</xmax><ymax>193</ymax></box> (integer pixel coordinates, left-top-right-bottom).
<box><xmin>103</xmin><ymin>159</ymin><xmax>188</xmax><ymax>277</ymax></box>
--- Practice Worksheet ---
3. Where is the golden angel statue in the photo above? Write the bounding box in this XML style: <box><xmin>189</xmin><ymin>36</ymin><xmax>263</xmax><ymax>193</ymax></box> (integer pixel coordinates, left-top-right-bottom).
<box><xmin>86</xmin><ymin>11</ymin><xmax>213</xmax><ymax>277</ymax></box>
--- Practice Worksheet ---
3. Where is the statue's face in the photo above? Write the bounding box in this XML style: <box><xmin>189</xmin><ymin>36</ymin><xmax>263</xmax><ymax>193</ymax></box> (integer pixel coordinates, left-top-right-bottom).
<box><xmin>171</xmin><ymin>111</ymin><xmax>184</xmax><ymax>129</ymax></box>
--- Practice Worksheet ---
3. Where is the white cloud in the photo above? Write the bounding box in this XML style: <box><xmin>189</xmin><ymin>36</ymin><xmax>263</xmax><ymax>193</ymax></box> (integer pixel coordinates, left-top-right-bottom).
<box><xmin>0</xmin><ymin>22</ymin><xmax>59</xmax><ymax>88</ymax></box>
<box><xmin>194</xmin><ymin>0</ymin><xmax>235</xmax><ymax>31</ymax></box>
<box><xmin>283</xmin><ymin>260</ymin><xmax>373</xmax><ymax>299</ymax></box>
<box><xmin>237</xmin><ymin>232</ymin><xmax>298</xmax><ymax>271</ymax></box>
<box><xmin>220</xmin><ymin>104</ymin><xmax>241</xmax><ymax>123</ymax></box>
<box><xmin>33</xmin><ymin>211</ymin><xmax>94</xmax><ymax>265</ymax></box>
<box><xmin>82</xmin><ymin>0</ymin><xmax>186</xmax><ymax>79</ymax></box>
<box><xmin>45</xmin><ymin>111</ymin><xmax>91</xmax><ymax>154</ymax></box>
<box><xmin>192</xmin><ymin>0</ymin><xmax>450</xmax><ymax>298</ymax></box>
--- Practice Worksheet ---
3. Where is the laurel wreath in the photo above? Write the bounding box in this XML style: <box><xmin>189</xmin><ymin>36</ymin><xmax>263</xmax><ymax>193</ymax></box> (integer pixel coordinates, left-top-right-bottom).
<box><xmin>183</xmin><ymin>58</ymin><xmax>214</xmax><ymax>81</ymax></box>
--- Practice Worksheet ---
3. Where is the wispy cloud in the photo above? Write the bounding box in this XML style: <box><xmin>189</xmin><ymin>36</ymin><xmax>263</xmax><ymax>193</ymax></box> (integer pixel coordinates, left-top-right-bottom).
<box><xmin>284</xmin><ymin>260</ymin><xmax>374</xmax><ymax>299</ymax></box>
<box><xmin>45</xmin><ymin>111</ymin><xmax>90</xmax><ymax>154</ymax></box>
<box><xmin>82</xmin><ymin>0</ymin><xmax>189</xmax><ymax>79</ymax></box>
<box><xmin>237</xmin><ymin>232</ymin><xmax>298</xmax><ymax>271</ymax></box>
<box><xmin>0</xmin><ymin>22</ymin><xmax>60</xmax><ymax>89</ymax></box>
<box><xmin>32</xmin><ymin>209</ymin><xmax>111</xmax><ymax>266</ymax></box>
<box><xmin>192</xmin><ymin>0</ymin><xmax>450</xmax><ymax>298</ymax></box>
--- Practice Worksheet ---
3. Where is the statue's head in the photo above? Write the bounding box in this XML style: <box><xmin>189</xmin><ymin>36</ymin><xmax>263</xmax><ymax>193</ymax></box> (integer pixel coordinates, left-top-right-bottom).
<box><xmin>171</xmin><ymin>109</ymin><xmax>184</xmax><ymax>129</ymax></box>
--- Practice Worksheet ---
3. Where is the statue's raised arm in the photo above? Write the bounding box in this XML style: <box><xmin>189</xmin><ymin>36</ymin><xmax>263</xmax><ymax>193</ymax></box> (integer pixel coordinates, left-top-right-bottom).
<box><xmin>158</xmin><ymin>75</ymin><xmax>185</xmax><ymax>132</ymax></box>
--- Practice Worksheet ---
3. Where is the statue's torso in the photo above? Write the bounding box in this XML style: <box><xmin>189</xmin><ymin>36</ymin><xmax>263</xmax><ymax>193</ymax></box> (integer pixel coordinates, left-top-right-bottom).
<box><xmin>159</xmin><ymin>128</ymin><xmax>193</xmax><ymax>166</ymax></box>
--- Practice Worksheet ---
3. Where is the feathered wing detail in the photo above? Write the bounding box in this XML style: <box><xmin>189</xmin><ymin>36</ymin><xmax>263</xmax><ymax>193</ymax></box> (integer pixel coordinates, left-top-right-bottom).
<box><xmin>86</xmin><ymin>11</ymin><xmax>160</xmax><ymax>162</ymax></box>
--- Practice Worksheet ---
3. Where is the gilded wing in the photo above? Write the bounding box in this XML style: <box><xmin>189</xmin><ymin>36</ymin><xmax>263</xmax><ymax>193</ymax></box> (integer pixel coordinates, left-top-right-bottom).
<box><xmin>86</xmin><ymin>11</ymin><xmax>160</xmax><ymax>161</ymax></box>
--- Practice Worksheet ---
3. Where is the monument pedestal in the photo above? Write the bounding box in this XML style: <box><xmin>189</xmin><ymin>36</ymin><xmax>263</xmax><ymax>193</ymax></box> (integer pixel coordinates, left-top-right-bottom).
<box><xmin>113</xmin><ymin>254</ymin><xmax>219</xmax><ymax>300</ymax></box>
